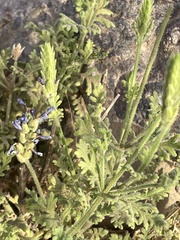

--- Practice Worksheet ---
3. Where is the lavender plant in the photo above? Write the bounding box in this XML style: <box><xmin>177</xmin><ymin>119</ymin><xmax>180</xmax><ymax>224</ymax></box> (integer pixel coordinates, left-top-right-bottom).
<box><xmin>0</xmin><ymin>0</ymin><xmax>180</xmax><ymax>239</ymax></box>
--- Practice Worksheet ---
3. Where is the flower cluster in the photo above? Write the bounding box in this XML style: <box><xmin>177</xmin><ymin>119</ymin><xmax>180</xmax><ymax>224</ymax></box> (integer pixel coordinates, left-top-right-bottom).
<box><xmin>7</xmin><ymin>99</ymin><xmax>54</xmax><ymax>162</ymax></box>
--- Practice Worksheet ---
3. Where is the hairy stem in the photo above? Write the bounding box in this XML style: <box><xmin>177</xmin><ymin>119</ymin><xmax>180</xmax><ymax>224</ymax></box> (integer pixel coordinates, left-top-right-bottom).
<box><xmin>111</xmin><ymin>183</ymin><xmax>163</xmax><ymax>195</ymax></box>
<box><xmin>120</xmin><ymin>41</ymin><xmax>142</xmax><ymax>144</ymax></box>
<box><xmin>25</xmin><ymin>159</ymin><xmax>46</xmax><ymax>205</ymax></box>
<box><xmin>120</xmin><ymin>6</ymin><xmax>172</xmax><ymax>144</ymax></box>
<box><xmin>137</xmin><ymin>123</ymin><xmax>170</xmax><ymax>172</ymax></box>
<box><xmin>65</xmin><ymin>196</ymin><xmax>103</xmax><ymax>237</ymax></box>
<box><xmin>5</xmin><ymin>61</ymin><xmax>17</xmax><ymax>124</ymax></box>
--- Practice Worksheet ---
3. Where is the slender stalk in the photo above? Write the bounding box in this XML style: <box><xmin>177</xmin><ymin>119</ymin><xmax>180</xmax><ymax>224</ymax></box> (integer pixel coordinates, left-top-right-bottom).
<box><xmin>120</xmin><ymin>42</ymin><xmax>142</xmax><ymax>144</ymax></box>
<box><xmin>111</xmin><ymin>183</ymin><xmax>162</xmax><ymax>195</ymax></box>
<box><xmin>5</xmin><ymin>90</ymin><xmax>13</xmax><ymax>125</ymax></box>
<box><xmin>131</xmin><ymin>40</ymin><xmax>143</xmax><ymax>87</ymax></box>
<box><xmin>54</xmin><ymin>116</ymin><xmax>75</xmax><ymax>174</ymax></box>
<box><xmin>25</xmin><ymin>159</ymin><xmax>46</xmax><ymax>205</ymax></box>
<box><xmin>40</xmin><ymin>120</ymin><xmax>56</xmax><ymax>184</ymax></box>
<box><xmin>65</xmin><ymin>196</ymin><xmax>103</xmax><ymax>237</ymax></box>
<box><xmin>137</xmin><ymin>123</ymin><xmax>170</xmax><ymax>172</ymax></box>
<box><xmin>120</xmin><ymin>6</ymin><xmax>172</xmax><ymax>144</ymax></box>
<box><xmin>5</xmin><ymin>61</ymin><xmax>17</xmax><ymax>125</ymax></box>
<box><xmin>99</xmin><ymin>155</ymin><xmax>105</xmax><ymax>191</ymax></box>
<box><xmin>125</xmin><ymin>114</ymin><xmax>161</xmax><ymax>166</ymax></box>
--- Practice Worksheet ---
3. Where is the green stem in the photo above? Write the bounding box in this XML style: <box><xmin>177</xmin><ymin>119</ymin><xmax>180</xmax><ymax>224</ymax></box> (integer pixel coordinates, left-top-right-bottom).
<box><xmin>137</xmin><ymin>123</ymin><xmax>170</xmax><ymax>172</ymax></box>
<box><xmin>120</xmin><ymin>41</ymin><xmax>142</xmax><ymax>144</ymax></box>
<box><xmin>120</xmin><ymin>6</ymin><xmax>172</xmax><ymax>145</ymax></box>
<box><xmin>25</xmin><ymin>159</ymin><xmax>46</xmax><ymax>205</ymax></box>
<box><xmin>111</xmin><ymin>183</ymin><xmax>162</xmax><ymax>195</ymax></box>
<box><xmin>5</xmin><ymin>61</ymin><xmax>17</xmax><ymax>125</ymax></box>
<box><xmin>54</xmin><ymin>116</ymin><xmax>75</xmax><ymax>174</ymax></box>
<box><xmin>5</xmin><ymin>91</ymin><xmax>13</xmax><ymax>125</ymax></box>
<box><xmin>65</xmin><ymin>196</ymin><xmax>103</xmax><ymax>237</ymax></box>
<box><xmin>99</xmin><ymin>155</ymin><xmax>105</xmax><ymax>191</ymax></box>
<box><xmin>125</xmin><ymin>114</ymin><xmax>161</xmax><ymax>166</ymax></box>
<box><xmin>132</xmin><ymin>40</ymin><xmax>142</xmax><ymax>87</ymax></box>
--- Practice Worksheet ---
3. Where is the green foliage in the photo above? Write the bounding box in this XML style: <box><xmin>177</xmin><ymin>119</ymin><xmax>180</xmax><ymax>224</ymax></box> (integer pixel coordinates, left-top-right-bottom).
<box><xmin>162</xmin><ymin>54</ymin><xmax>180</xmax><ymax>126</ymax></box>
<box><xmin>0</xmin><ymin>152</ymin><xmax>11</xmax><ymax>176</ymax></box>
<box><xmin>0</xmin><ymin>0</ymin><xmax>179</xmax><ymax>239</ymax></box>
<box><xmin>133</xmin><ymin>0</ymin><xmax>154</xmax><ymax>42</ymax></box>
<box><xmin>0</xmin><ymin>49</ymin><xmax>11</xmax><ymax>90</ymax></box>
<box><xmin>73</xmin><ymin>0</ymin><xmax>115</xmax><ymax>35</ymax></box>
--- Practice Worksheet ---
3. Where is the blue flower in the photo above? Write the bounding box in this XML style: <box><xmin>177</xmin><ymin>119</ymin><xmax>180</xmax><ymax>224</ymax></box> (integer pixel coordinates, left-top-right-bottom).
<box><xmin>32</xmin><ymin>149</ymin><xmax>43</xmax><ymax>157</ymax></box>
<box><xmin>17</xmin><ymin>98</ymin><xmax>26</xmax><ymax>107</ymax></box>
<box><xmin>37</xmin><ymin>77</ymin><xmax>45</xmax><ymax>85</ymax></box>
<box><xmin>30</xmin><ymin>109</ymin><xmax>35</xmax><ymax>118</ymax></box>
<box><xmin>19</xmin><ymin>113</ymin><xmax>28</xmax><ymax>123</ymax></box>
<box><xmin>33</xmin><ymin>139</ymin><xmax>40</xmax><ymax>145</ymax></box>
<box><xmin>12</xmin><ymin>113</ymin><xmax>28</xmax><ymax>130</ymax></box>
<box><xmin>12</xmin><ymin>119</ymin><xmax>22</xmax><ymax>130</ymax></box>
<box><xmin>39</xmin><ymin>106</ymin><xmax>55</xmax><ymax>124</ymax></box>
<box><xmin>38</xmin><ymin>135</ymin><xmax>52</xmax><ymax>140</ymax></box>
<box><xmin>7</xmin><ymin>143</ymin><xmax>17</xmax><ymax>156</ymax></box>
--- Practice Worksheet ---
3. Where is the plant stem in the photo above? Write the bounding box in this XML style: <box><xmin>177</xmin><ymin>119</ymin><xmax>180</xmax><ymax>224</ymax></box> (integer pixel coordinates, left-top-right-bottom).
<box><xmin>120</xmin><ymin>6</ymin><xmax>172</xmax><ymax>144</ymax></box>
<box><xmin>137</xmin><ymin>123</ymin><xmax>170</xmax><ymax>172</ymax></box>
<box><xmin>5</xmin><ymin>61</ymin><xmax>17</xmax><ymax>125</ymax></box>
<box><xmin>54</xmin><ymin>116</ymin><xmax>75</xmax><ymax>175</ymax></box>
<box><xmin>5</xmin><ymin>91</ymin><xmax>13</xmax><ymax>125</ymax></box>
<box><xmin>65</xmin><ymin>196</ymin><xmax>103</xmax><ymax>237</ymax></box>
<box><xmin>25</xmin><ymin>159</ymin><xmax>46</xmax><ymax>205</ymax></box>
<box><xmin>120</xmin><ymin>41</ymin><xmax>142</xmax><ymax>144</ymax></box>
<box><xmin>126</xmin><ymin>114</ymin><xmax>161</xmax><ymax>166</ymax></box>
<box><xmin>111</xmin><ymin>183</ymin><xmax>163</xmax><ymax>195</ymax></box>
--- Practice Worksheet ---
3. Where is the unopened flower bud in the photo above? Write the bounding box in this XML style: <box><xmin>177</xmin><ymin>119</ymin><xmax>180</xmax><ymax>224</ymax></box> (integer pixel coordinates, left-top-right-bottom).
<box><xmin>7</xmin><ymin>143</ymin><xmax>17</xmax><ymax>156</ymax></box>
<box><xmin>20</xmin><ymin>132</ymin><xmax>26</xmax><ymax>144</ymax></box>
<box><xmin>22</xmin><ymin>122</ymin><xmax>29</xmax><ymax>134</ymax></box>
<box><xmin>37</xmin><ymin>77</ymin><xmax>45</xmax><ymax>85</ymax></box>
<box><xmin>12</xmin><ymin>43</ymin><xmax>25</xmax><ymax>62</ymax></box>
<box><xmin>12</xmin><ymin>119</ymin><xmax>22</xmax><ymax>131</ymax></box>
<box><xmin>39</xmin><ymin>106</ymin><xmax>55</xmax><ymax>123</ymax></box>
<box><xmin>23</xmin><ymin>150</ymin><xmax>32</xmax><ymax>160</ymax></box>
<box><xmin>162</xmin><ymin>54</ymin><xmax>180</xmax><ymax>126</ymax></box>
<box><xmin>17</xmin><ymin>98</ymin><xmax>26</xmax><ymax>107</ymax></box>
<box><xmin>16</xmin><ymin>143</ymin><xmax>24</xmax><ymax>154</ymax></box>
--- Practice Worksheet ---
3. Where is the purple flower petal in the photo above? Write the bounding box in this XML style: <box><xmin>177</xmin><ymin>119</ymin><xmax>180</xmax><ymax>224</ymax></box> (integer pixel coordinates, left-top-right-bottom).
<box><xmin>46</xmin><ymin>106</ymin><xmax>55</xmax><ymax>115</ymax></box>
<box><xmin>38</xmin><ymin>135</ymin><xmax>52</xmax><ymax>140</ymax></box>
<box><xmin>12</xmin><ymin>113</ymin><xmax>28</xmax><ymax>130</ymax></box>
<box><xmin>39</xmin><ymin>113</ymin><xmax>48</xmax><ymax>124</ymax></box>
<box><xmin>33</xmin><ymin>139</ymin><xmax>40</xmax><ymax>145</ymax></box>
<box><xmin>12</xmin><ymin>120</ymin><xmax>22</xmax><ymax>130</ymax></box>
<box><xmin>7</xmin><ymin>143</ymin><xmax>17</xmax><ymax>156</ymax></box>
<box><xmin>39</xmin><ymin>106</ymin><xmax>55</xmax><ymax>123</ymax></box>
<box><xmin>37</xmin><ymin>77</ymin><xmax>45</xmax><ymax>85</ymax></box>
<box><xmin>19</xmin><ymin>114</ymin><xmax>28</xmax><ymax>123</ymax></box>
<box><xmin>36</xmin><ymin>129</ymin><xmax>41</xmax><ymax>134</ymax></box>
<box><xmin>30</xmin><ymin>109</ymin><xmax>35</xmax><ymax>118</ymax></box>
<box><xmin>17</xmin><ymin>98</ymin><xmax>26</xmax><ymax>107</ymax></box>
<box><xmin>32</xmin><ymin>149</ymin><xmax>43</xmax><ymax>156</ymax></box>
